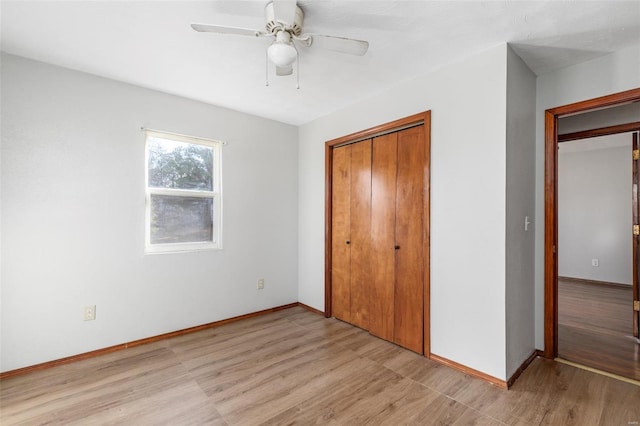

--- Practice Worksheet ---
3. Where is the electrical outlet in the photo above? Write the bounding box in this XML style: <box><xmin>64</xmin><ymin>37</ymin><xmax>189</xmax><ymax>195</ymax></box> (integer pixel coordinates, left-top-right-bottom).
<box><xmin>257</xmin><ymin>278</ymin><xmax>265</xmax><ymax>290</ymax></box>
<box><xmin>84</xmin><ymin>305</ymin><xmax>96</xmax><ymax>321</ymax></box>
<box><xmin>591</xmin><ymin>258</ymin><xmax>599</xmax><ymax>267</ymax></box>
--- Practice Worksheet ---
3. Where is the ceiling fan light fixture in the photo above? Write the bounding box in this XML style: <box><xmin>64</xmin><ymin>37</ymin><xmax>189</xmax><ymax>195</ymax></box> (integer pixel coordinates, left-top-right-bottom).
<box><xmin>192</xmin><ymin>0</ymin><xmax>370</xmax><ymax>87</ymax></box>
<box><xmin>268</xmin><ymin>31</ymin><xmax>297</xmax><ymax>67</ymax></box>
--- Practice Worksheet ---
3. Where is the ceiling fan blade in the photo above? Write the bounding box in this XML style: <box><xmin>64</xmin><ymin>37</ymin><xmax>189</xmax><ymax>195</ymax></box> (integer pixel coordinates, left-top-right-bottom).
<box><xmin>191</xmin><ymin>23</ymin><xmax>266</xmax><ymax>38</ymax></box>
<box><xmin>276</xmin><ymin>65</ymin><xmax>293</xmax><ymax>76</ymax></box>
<box><xmin>304</xmin><ymin>34</ymin><xmax>369</xmax><ymax>56</ymax></box>
<box><xmin>272</xmin><ymin>0</ymin><xmax>297</xmax><ymax>25</ymax></box>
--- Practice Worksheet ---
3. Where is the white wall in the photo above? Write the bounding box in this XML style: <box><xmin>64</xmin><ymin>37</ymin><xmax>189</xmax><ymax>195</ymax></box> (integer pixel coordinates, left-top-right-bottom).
<box><xmin>558</xmin><ymin>138</ymin><xmax>632</xmax><ymax>285</ymax></box>
<box><xmin>1</xmin><ymin>54</ymin><xmax>299</xmax><ymax>372</ymax></box>
<box><xmin>298</xmin><ymin>45</ymin><xmax>509</xmax><ymax>379</ymax></box>
<box><xmin>534</xmin><ymin>44</ymin><xmax>640</xmax><ymax>348</ymax></box>
<box><xmin>505</xmin><ymin>47</ymin><xmax>536</xmax><ymax>378</ymax></box>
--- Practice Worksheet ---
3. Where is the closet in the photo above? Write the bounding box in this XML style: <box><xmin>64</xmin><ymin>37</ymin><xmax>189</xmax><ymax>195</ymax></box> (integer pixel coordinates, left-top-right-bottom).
<box><xmin>329</xmin><ymin>117</ymin><xmax>428</xmax><ymax>355</ymax></box>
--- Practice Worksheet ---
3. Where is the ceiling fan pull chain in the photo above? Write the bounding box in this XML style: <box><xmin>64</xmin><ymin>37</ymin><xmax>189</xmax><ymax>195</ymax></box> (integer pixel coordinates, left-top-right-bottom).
<box><xmin>265</xmin><ymin>49</ymin><xmax>270</xmax><ymax>87</ymax></box>
<box><xmin>295</xmin><ymin>42</ymin><xmax>300</xmax><ymax>90</ymax></box>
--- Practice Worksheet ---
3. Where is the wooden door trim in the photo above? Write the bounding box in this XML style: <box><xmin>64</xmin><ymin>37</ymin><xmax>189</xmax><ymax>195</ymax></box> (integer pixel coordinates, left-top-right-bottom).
<box><xmin>325</xmin><ymin>111</ymin><xmax>431</xmax><ymax>357</ymax></box>
<box><xmin>558</xmin><ymin>121</ymin><xmax>640</xmax><ymax>142</ymax></box>
<box><xmin>326</xmin><ymin>112</ymin><xmax>429</xmax><ymax>148</ymax></box>
<box><xmin>324</xmin><ymin>142</ymin><xmax>333</xmax><ymax>317</ymax></box>
<box><xmin>422</xmin><ymin>112</ymin><xmax>432</xmax><ymax>358</ymax></box>
<box><xmin>634</xmin><ymin>132</ymin><xmax>639</xmax><ymax>339</ymax></box>
<box><xmin>544</xmin><ymin>88</ymin><xmax>640</xmax><ymax>359</ymax></box>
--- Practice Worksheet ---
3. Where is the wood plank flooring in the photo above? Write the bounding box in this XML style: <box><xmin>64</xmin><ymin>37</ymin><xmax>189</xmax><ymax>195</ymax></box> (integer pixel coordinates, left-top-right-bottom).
<box><xmin>2</xmin><ymin>306</ymin><xmax>639</xmax><ymax>425</ymax></box>
<box><xmin>558</xmin><ymin>278</ymin><xmax>640</xmax><ymax>381</ymax></box>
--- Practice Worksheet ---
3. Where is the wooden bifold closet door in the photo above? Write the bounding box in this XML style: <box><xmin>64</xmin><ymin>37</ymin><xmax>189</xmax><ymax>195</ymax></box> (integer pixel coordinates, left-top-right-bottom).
<box><xmin>331</xmin><ymin>125</ymin><xmax>425</xmax><ymax>354</ymax></box>
<box><xmin>331</xmin><ymin>140</ymin><xmax>372</xmax><ymax>329</ymax></box>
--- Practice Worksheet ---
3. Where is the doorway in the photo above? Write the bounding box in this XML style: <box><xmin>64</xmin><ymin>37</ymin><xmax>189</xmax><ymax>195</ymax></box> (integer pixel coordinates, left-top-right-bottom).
<box><xmin>557</xmin><ymin>131</ymin><xmax>638</xmax><ymax>379</ymax></box>
<box><xmin>544</xmin><ymin>88</ymin><xmax>640</xmax><ymax>381</ymax></box>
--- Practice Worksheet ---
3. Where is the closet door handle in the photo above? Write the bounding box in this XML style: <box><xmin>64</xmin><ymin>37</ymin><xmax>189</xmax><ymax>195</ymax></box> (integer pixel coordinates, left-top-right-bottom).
<box><xmin>346</xmin><ymin>240</ymin><xmax>350</xmax><ymax>245</ymax></box>
<box><xmin>395</xmin><ymin>245</ymin><xmax>400</xmax><ymax>250</ymax></box>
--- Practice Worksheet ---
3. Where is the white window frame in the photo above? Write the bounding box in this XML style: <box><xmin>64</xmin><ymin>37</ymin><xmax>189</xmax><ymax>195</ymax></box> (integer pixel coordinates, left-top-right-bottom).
<box><xmin>144</xmin><ymin>130</ymin><xmax>223</xmax><ymax>254</ymax></box>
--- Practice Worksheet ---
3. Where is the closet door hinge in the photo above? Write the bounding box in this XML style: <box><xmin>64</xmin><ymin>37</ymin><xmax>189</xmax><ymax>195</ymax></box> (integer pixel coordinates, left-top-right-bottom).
<box><xmin>634</xmin><ymin>300</ymin><xmax>640</xmax><ymax>312</ymax></box>
<box><xmin>633</xmin><ymin>149</ymin><xmax>639</xmax><ymax>160</ymax></box>
<box><xmin>634</xmin><ymin>225</ymin><xmax>640</xmax><ymax>236</ymax></box>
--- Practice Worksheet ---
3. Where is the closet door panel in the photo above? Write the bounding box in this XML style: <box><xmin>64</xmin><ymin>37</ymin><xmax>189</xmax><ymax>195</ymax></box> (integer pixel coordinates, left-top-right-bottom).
<box><xmin>350</xmin><ymin>140</ymin><xmax>372</xmax><ymax>330</ymax></box>
<box><xmin>370</xmin><ymin>133</ymin><xmax>398</xmax><ymax>341</ymax></box>
<box><xmin>394</xmin><ymin>126</ymin><xmax>425</xmax><ymax>353</ymax></box>
<box><xmin>331</xmin><ymin>145</ymin><xmax>351</xmax><ymax>323</ymax></box>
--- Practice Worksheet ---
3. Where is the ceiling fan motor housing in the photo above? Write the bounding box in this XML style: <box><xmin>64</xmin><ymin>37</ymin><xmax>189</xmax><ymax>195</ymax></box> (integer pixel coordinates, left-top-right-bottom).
<box><xmin>265</xmin><ymin>1</ymin><xmax>304</xmax><ymax>36</ymax></box>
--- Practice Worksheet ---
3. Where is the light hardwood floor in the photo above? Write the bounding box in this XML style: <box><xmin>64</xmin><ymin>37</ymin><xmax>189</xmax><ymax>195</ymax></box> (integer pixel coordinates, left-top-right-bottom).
<box><xmin>1</xmin><ymin>306</ymin><xmax>639</xmax><ymax>425</ymax></box>
<box><xmin>558</xmin><ymin>278</ymin><xmax>640</xmax><ymax>381</ymax></box>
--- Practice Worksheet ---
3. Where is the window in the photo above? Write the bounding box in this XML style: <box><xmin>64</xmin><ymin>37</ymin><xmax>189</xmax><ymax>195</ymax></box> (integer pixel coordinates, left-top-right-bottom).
<box><xmin>144</xmin><ymin>130</ymin><xmax>222</xmax><ymax>253</ymax></box>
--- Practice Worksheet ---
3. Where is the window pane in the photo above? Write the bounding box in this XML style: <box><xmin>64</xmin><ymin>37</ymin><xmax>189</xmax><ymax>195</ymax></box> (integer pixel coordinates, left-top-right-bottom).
<box><xmin>150</xmin><ymin>195</ymin><xmax>213</xmax><ymax>244</ymax></box>
<box><xmin>148</xmin><ymin>137</ymin><xmax>213</xmax><ymax>190</ymax></box>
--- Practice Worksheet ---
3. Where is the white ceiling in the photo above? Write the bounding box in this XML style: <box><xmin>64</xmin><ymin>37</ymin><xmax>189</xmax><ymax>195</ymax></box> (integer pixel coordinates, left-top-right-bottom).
<box><xmin>2</xmin><ymin>1</ymin><xmax>639</xmax><ymax>125</ymax></box>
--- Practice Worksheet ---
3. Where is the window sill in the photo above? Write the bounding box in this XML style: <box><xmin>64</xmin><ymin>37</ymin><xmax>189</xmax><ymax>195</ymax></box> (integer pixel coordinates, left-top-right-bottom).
<box><xmin>144</xmin><ymin>242</ymin><xmax>222</xmax><ymax>255</ymax></box>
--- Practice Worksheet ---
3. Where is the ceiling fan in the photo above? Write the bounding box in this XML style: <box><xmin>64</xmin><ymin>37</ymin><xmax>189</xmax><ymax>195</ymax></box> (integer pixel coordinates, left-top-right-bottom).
<box><xmin>191</xmin><ymin>0</ymin><xmax>369</xmax><ymax>88</ymax></box>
